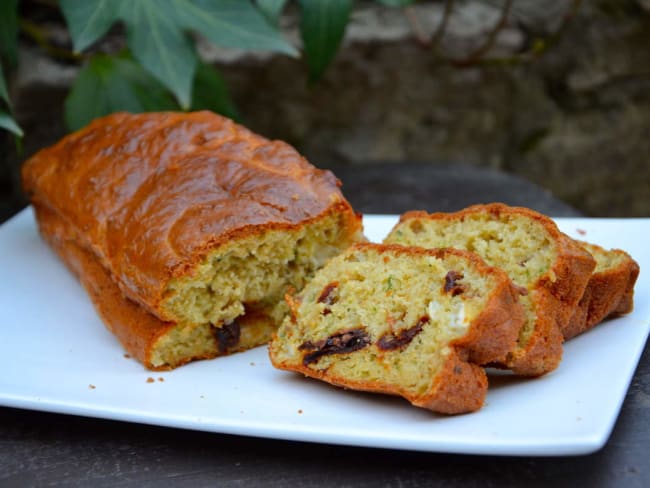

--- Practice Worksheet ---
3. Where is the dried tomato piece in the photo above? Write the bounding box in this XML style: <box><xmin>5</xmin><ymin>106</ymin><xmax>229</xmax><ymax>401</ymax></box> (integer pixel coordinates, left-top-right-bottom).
<box><xmin>214</xmin><ymin>320</ymin><xmax>241</xmax><ymax>354</ymax></box>
<box><xmin>377</xmin><ymin>316</ymin><xmax>428</xmax><ymax>351</ymax></box>
<box><xmin>300</xmin><ymin>328</ymin><xmax>370</xmax><ymax>365</ymax></box>
<box><xmin>444</xmin><ymin>270</ymin><xmax>466</xmax><ymax>296</ymax></box>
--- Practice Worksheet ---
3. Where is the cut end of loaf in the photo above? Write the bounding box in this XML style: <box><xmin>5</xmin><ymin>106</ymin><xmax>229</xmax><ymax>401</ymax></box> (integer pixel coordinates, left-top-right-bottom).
<box><xmin>148</xmin><ymin>309</ymin><xmax>278</xmax><ymax>369</ymax></box>
<box><xmin>161</xmin><ymin>210</ymin><xmax>362</xmax><ymax>325</ymax></box>
<box><xmin>149</xmin><ymin>210</ymin><xmax>363</xmax><ymax>367</ymax></box>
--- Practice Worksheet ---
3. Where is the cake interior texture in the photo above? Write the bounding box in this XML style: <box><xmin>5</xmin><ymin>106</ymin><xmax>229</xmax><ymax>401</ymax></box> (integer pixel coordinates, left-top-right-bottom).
<box><xmin>385</xmin><ymin>211</ymin><xmax>554</xmax><ymax>346</ymax></box>
<box><xmin>154</xmin><ymin>211</ymin><xmax>361</xmax><ymax>366</ymax></box>
<box><xmin>270</xmin><ymin>243</ymin><xmax>521</xmax><ymax>413</ymax></box>
<box><xmin>161</xmin><ymin>210</ymin><xmax>357</xmax><ymax>326</ymax></box>
<box><xmin>584</xmin><ymin>242</ymin><xmax>628</xmax><ymax>272</ymax></box>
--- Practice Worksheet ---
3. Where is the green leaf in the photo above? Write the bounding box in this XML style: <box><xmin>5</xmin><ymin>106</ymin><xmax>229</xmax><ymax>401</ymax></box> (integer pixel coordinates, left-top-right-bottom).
<box><xmin>0</xmin><ymin>108</ymin><xmax>23</xmax><ymax>137</ymax></box>
<box><xmin>376</xmin><ymin>0</ymin><xmax>416</xmax><ymax>6</ymax></box>
<box><xmin>298</xmin><ymin>0</ymin><xmax>352</xmax><ymax>82</ymax></box>
<box><xmin>0</xmin><ymin>58</ymin><xmax>21</xmax><ymax>136</ymax></box>
<box><xmin>59</xmin><ymin>0</ymin><xmax>297</xmax><ymax>110</ymax></box>
<box><xmin>191</xmin><ymin>62</ymin><xmax>240</xmax><ymax>122</ymax></box>
<box><xmin>177</xmin><ymin>0</ymin><xmax>297</xmax><ymax>56</ymax></box>
<box><xmin>59</xmin><ymin>0</ymin><xmax>122</xmax><ymax>52</ymax></box>
<box><xmin>0</xmin><ymin>63</ymin><xmax>9</xmax><ymax>105</ymax></box>
<box><xmin>64</xmin><ymin>53</ymin><xmax>177</xmax><ymax>131</ymax></box>
<box><xmin>123</xmin><ymin>1</ymin><xmax>197</xmax><ymax>109</ymax></box>
<box><xmin>256</xmin><ymin>0</ymin><xmax>289</xmax><ymax>26</ymax></box>
<box><xmin>0</xmin><ymin>0</ymin><xmax>19</xmax><ymax>65</ymax></box>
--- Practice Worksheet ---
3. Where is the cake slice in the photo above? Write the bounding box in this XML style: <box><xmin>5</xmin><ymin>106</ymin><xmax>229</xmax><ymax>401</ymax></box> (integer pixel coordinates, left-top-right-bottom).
<box><xmin>269</xmin><ymin>243</ymin><xmax>525</xmax><ymax>414</ymax></box>
<box><xmin>564</xmin><ymin>242</ymin><xmax>639</xmax><ymax>340</ymax></box>
<box><xmin>384</xmin><ymin>203</ymin><xmax>596</xmax><ymax>376</ymax></box>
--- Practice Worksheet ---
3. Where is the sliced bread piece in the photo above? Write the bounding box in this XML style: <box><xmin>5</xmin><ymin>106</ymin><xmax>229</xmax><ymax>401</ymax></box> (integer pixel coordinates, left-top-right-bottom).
<box><xmin>384</xmin><ymin>203</ymin><xmax>596</xmax><ymax>376</ymax></box>
<box><xmin>564</xmin><ymin>241</ymin><xmax>639</xmax><ymax>340</ymax></box>
<box><xmin>269</xmin><ymin>243</ymin><xmax>524</xmax><ymax>414</ymax></box>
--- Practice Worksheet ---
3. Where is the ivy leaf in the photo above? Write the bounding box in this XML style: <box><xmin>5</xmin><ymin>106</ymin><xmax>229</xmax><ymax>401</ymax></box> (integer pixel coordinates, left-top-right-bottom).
<box><xmin>177</xmin><ymin>0</ymin><xmax>296</xmax><ymax>56</ymax></box>
<box><xmin>0</xmin><ymin>0</ymin><xmax>19</xmax><ymax>66</ymax></box>
<box><xmin>59</xmin><ymin>0</ymin><xmax>121</xmax><ymax>53</ymax></box>
<box><xmin>64</xmin><ymin>53</ymin><xmax>177</xmax><ymax>131</ymax></box>
<box><xmin>0</xmin><ymin>64</ymin><xmax>21</xmax><ymax>136</ymax></box>
<box><xmin>0</xmin><ymin>109</ymin><xmax>23</xmax><ymax>137</ymax></box>
<box><xmin>256</xmin><ymin>0</ymin><xmax>289</xmax><ymax>26</ymax></box>
<box><xmin>0</xmin><ymin>63</ymin><xmax>9</xmax><ymax>105</ymax></box>
<box><xmin>123</xmin><ymin>1</ymin><xmax>197</xmax><ymax>109</ymax></box>
<box><xmin>61</xmin><ymin>0</ymin><xmax>295</xmax><ymax>111</ymax></box>
<box><xmin>298</xmin><ymin>0</ymin><xmax>352</xmax><ymax>82</ymax></box>
<box><xmin>191</xmin><ymin>62</ymin><xmax>240</xmax><ymax>122</ymax></box>
<box><xmin>376</xmin><ymin>0</ymin><xmax>416</xmax><ymax>6</ymax></box>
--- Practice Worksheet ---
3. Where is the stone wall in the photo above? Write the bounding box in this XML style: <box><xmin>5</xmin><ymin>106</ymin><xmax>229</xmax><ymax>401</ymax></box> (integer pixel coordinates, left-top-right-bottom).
<box><xmin>2</xmin><ymin>0</ymin><xmax>649</xmax><ymax>218</ymax></box>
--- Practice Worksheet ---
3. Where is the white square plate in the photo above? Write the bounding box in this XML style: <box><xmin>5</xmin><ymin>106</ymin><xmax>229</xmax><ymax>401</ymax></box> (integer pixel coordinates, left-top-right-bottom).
<box><xmin>1</xmin><ymin>209</ymin><xmax>648</xmax><ymax>456</ymax></box>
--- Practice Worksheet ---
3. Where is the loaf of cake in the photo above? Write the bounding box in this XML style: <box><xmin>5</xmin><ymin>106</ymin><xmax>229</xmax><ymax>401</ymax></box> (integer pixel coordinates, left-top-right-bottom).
<box><xmin>22</xmin><ymin>111</ymin><xmax>363</xmax><ymax>369</ymax></box>
<box><xmin>564</xmin><ymin>242</ymin><xmax>639</xmax><ymax>340</ymax></box>
<box><xmin>269</xmin><ymin>243</ymin><xmax>525</xmax><ymax>414</ymax></box>
<box><xmin>384</xmin><ymin>203</ymin><xmax>596</xmax><ymax>376</ymax></box>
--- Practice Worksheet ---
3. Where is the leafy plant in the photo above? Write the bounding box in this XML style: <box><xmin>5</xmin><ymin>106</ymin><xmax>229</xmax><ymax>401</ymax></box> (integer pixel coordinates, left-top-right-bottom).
<box><xmin>298</xmin><ymin>0</ymin><xmax>352</xmax><ymax>82</ymax></box>
<box><xmin>1</xmin><ymin>0</ymin><xmax>404</xmax><ymax>135</ymax></box>
<box><xmin>0</xmin><ymin>0</ymin><xmax>21</xmax><ymax>136</ymax></box>
<box><xmin>59</xmin><ymin>0</ymin><xmax>300</xmax><ymax>130</ymax></box>
<box><xmin>21</xmin><ymin>0</ymin><xmax>580</xmax><ymax>141</ymax></box>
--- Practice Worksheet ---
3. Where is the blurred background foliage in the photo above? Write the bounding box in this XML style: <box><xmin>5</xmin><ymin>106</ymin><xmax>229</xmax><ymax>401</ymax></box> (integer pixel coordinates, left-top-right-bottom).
<box><xmin>0</xmin><ymin>0</ymin><xmax>575</xmax><ymax>135</ymax></box>
<box><xmin>0</xmin><ymin>0</ymin><xmax>412</xmax><ymax>135</ymax></box>
<box><xmin>2</xmin><ymin>0</ymin><xmax>649</xmax><ymax>218</ymax></box>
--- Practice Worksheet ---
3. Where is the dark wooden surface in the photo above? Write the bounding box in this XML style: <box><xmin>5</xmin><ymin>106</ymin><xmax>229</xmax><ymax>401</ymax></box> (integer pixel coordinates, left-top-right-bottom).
<box><xmin>1</xmin><ymin>163</ymin><xmax>648</xmax><ymax>487</ymax></box>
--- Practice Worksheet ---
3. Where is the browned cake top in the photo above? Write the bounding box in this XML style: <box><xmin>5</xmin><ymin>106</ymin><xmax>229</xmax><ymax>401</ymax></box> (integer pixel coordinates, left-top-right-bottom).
<box><xmin>22</xmin><ymin>111</ymin><xmax>351</xmax><ymax>308</ymax></box>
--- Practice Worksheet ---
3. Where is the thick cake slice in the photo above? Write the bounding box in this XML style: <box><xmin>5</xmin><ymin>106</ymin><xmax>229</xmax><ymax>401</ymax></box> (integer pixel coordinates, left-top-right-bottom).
<box><xmin>269</xmin><ymin>243</ymin><xmax>525</xmax><ymax>414</ymax></box>
<box><xmin>384</xmin><ymin>203</ymin><xmax>596</xmax><ymax>376</ymax></box>
<box><xmin>564</xmin><ymin>242</ymin><xmax>639</xmax><ymax>340</ymax></box>
<box><xmin>22</xmin><ymin>111</ymin><xmax>363</xmax><ymax>369</ymax></box>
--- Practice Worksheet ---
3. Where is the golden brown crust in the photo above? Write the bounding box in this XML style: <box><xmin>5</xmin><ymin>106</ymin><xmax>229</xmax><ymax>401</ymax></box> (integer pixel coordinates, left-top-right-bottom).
<box><xmin>270</xmin><ymin>243</ymin><xmax>525</xmax><ymax>414</ymax></box>
<box><xmin>393</xmin><ymin>203</ymin><xmax>596</xmax><ymax>376</ymax></box>
<box><xmin>564</xmin><ymin>242</ymin><xmax>640</xmax><ymax>340</ymax></box>
<box><xmin>457</xmin><ymin>272</ymin><xmax>526</xmax><ymax>366</ymax></box>
<box><xmin>289</xmin><ymin>348</ymin><xmax>488</xmax><ymax>415</ymax></box>
<box><xmin>22</xmin><ymin>111</ymin><xmax>357</xmax><ymax>321</ymax></box>
<box><xmin>414</xmin><ymin>349</ymin><xmax>487</xmax><ymax>414</ymax></box>
<box><xmin>33</xmin><ymin>203</ymin><xmax>275</xmax><ymax>369</ymax></box>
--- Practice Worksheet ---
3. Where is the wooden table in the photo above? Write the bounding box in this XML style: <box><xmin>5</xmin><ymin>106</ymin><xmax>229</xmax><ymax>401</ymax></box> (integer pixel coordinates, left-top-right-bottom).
<box><xmin>1</xmin><ymin>163</ymin><xmax>647</xmax><ymax>487</ymax></box>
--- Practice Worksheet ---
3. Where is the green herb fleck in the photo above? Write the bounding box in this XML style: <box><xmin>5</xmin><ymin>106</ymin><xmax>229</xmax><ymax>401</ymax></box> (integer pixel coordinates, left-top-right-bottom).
<box><xmin>385</xmin><ymin>275</ymin><xmax>394</xmax><ymax>291</ymax></box>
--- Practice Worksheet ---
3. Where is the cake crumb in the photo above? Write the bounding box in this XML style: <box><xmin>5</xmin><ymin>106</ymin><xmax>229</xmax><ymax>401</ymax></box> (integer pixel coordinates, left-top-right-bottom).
<box><xmin>297</xmin><ymin>409</ymin><xmax>303</xmax><ymax>414</ymax></box>
<box><xmin>123</xmin><ymin>353</ymin><xmax>131</xmax><ymax>359</ymax></box>
<box><xmin>576</xmin><ymin>228</ymin><xmax>586</xmax><ymax>236</ymax></box>
<box><xmin>146</xmin><ymin>377</ymin><xmax>155</xmax><ymax>383</ymax></box>
<box><xmin>88</xmin><ymin>384</ymin><xmax>96</xmax><ymax>390</ymax></box>
<box><xmin>158</xmin><ymin>377</ymin><xmax>165</xmax><ymax>382</ymax></box>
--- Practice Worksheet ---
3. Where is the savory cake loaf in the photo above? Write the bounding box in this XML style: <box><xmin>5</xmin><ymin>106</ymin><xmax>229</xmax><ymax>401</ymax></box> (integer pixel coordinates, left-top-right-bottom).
<box><xmin>384</xmin><ymin>203</ymin><xmax>596</xmax><ymax>376</ymax></box>
<box><xmin>269</xmin><ymin>243</ymin><xmax>525</xmax><ymax>414</ymax></box>
<box><xmin>22</xmin><ymin>111</ymin><xmax>363</xmax><ymax>369</ymax></box>
<box><xmin>564</xmin><ymin>242</ymin><xmax>639</xmax><ymax>340</ymax></box>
